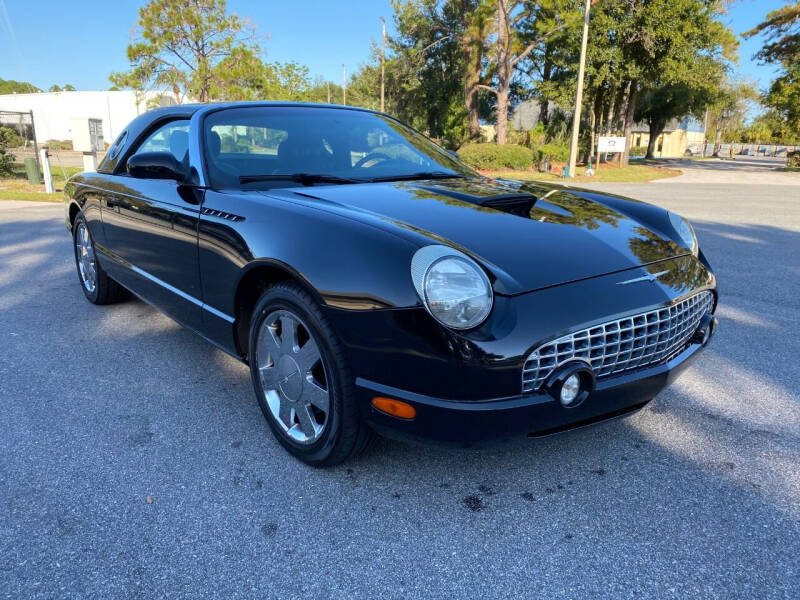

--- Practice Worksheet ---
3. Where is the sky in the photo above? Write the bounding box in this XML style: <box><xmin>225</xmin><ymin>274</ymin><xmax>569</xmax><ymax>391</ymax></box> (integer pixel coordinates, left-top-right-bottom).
<box><xmin>0</xmin><ymin>0</ymin><xmax>790</xmax><ymax>93</ymax></box>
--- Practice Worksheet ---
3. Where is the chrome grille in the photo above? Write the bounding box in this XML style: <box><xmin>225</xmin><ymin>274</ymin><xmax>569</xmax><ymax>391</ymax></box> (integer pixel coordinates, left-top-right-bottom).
<box><xmin>522</xmin><ymin>291</ymin><xmax>714</xmax><ymax>393</ymax></box>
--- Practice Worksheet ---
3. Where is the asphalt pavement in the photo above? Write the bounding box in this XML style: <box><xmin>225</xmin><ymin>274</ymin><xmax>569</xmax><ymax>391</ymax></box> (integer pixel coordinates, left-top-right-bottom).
<box><xmin>1</xmin><ymin>159</ymin><xmax>799</xmax><ymax>598</ymax></box>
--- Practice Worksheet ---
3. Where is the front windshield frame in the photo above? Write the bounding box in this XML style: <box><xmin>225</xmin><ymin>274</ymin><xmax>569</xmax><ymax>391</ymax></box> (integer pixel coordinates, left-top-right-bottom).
<box><xmin>200</xmin><ymin>105</ymin><xmax>478</xmax><ymax>190</ymax></box>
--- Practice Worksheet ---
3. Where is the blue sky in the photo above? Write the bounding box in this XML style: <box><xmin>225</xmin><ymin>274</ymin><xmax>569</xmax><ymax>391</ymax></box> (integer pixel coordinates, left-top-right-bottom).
<box><xmin>0</xmin><ymin>0</ymin><xmax>788</xmax><ymax>93</ymax></box>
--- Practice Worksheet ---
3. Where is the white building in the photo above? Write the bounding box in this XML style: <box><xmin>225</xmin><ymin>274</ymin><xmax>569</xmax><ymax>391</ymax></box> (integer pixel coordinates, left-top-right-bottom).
<box><xmin>0</xmin><ymin>90</ymin><xmax>177</xmax><ymax>144</ymax></box>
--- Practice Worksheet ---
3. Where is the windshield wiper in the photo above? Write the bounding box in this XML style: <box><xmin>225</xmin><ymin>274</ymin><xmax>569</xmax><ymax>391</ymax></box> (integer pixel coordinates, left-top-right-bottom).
<box><xmin>367</xmin><ymin>171</ymin><xmax>469</xmax><ymax>183</ymax></box>
<box><xmin>239</xmin><ymin>173</ymin><xmax>360</xmax><ymax>186</ymax></box>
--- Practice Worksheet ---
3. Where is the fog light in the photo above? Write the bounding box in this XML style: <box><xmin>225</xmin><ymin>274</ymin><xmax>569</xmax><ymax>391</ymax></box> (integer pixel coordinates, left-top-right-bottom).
<box><xmin>692</xmin><ymin>313</ymin><xmax>716</xmax><ymax>346</ymax></box>
<box><xmin>544</xmin><ymin>361</ymin><xmax>596</xmax><ymax>408</ymax></box>
<box><xmin>560</xmin><ymin>374</ymin><xmax>581</xmax><ymax>405</ymax></box>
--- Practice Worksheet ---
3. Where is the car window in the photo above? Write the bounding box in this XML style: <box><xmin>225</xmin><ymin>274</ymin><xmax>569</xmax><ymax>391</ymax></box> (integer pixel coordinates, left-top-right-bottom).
<box><xmin>131</xmin><ymin>119</ymin><xmax>191</xmax><ymax>163</ymax></box>
<box><xmin>202</xmin><ymin>107</ymin><xmax>476</xmax><ymax>190</ymax></box>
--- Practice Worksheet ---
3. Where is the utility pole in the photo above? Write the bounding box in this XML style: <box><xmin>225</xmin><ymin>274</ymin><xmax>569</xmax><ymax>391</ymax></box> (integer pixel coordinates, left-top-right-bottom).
<box><xmin>342</xmin><ymin>65</ymin><xmax>347</xmax><ymax>105</ymax></box>
<box><xmin>327</xmin><ymin>82</ymin><xmax>331</xmax><ymax>104</ymax></box>
<box><xmin>567</xmin><ymin>0</ymin><xmax>593</xmax><ymax>178</ymax></box>
<box><xmin>380</xmin><ymin>17</ymin><xmax>386</xmax><ymax>113</ymax></box>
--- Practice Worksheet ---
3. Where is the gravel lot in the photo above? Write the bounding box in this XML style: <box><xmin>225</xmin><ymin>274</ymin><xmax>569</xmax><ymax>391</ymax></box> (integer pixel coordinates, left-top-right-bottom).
<box><xmin>1</xmin><ymin>159</ymin><xmax>799</xmax><ymax>598</ymax></box>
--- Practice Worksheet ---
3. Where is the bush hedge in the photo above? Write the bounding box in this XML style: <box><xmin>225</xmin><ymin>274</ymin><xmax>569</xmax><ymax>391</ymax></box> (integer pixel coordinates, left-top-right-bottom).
<box><xmin>788</xmin><ymin>150</ymin><xmax>800</xmax><ymax>168</ymax></box>
<box><xmin>629</xmin><ymin>145</ymin><xmax>647</xmax><ymax>157</ymax></box>
<box><xmin>535</xmin><ymin>142</ymin><xmax>570</xmax><ymax>162</ymax></box>
<box><xmin>458</xmin><ymin>143</ymin><xmax>532</xmax><ymax>170</ymax></box>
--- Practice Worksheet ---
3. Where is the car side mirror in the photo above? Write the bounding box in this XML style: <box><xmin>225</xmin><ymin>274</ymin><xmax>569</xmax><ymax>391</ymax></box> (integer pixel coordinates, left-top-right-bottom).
<box><xmin>127</xmin><ymin>152</ymin><xmax>186</xmax><ymax>181</ymax></box>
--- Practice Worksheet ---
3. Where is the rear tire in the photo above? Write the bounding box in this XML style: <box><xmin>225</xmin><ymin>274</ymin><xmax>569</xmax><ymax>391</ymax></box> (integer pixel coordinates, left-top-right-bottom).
<box><xmin>248</xmin><ymin>281</ymin><xmax>373</xmax><ymax>466</ymax></box>
<box><xmin>72</xmin><ymin>214</ymin><xmax>129</xmax><ymax>305</ymax></box>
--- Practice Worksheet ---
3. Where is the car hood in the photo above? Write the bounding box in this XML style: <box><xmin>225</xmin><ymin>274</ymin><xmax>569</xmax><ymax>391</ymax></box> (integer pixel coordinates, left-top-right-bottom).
<box><xmin>266</xmin><ymin>177</ymin><xmax>686</xmax><ymax>295</ymax></box>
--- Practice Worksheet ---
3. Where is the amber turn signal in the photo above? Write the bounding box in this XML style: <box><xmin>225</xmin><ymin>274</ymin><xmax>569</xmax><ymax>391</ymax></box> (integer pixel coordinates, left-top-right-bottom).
<box><xmin>371</xmin><ymin>397</ymin><xmax>416</xmax><ymax>420</ymax></box>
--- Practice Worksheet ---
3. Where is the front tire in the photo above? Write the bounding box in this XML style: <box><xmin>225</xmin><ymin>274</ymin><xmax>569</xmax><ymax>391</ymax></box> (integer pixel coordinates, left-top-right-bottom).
<box><xmin>248</xmin><ymin>282</ymin><xmax>373</xmax><ymax>466</ymax></box>
<box><xmin>72</xmin><ymin>214</ymin><xmax>129</xmax><ymax>305</ymax></box>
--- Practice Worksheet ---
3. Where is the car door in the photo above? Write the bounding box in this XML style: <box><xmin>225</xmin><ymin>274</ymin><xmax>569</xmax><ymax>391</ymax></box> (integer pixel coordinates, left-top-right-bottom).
<box><xmin>100</xmin><ymin>118</ymin><xmax>204</xmax><ymax>331</ymax></box>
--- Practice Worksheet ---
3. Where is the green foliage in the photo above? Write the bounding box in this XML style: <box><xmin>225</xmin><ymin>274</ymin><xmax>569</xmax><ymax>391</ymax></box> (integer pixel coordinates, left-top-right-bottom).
<box><xmin>629</xmin><ymin>146</ymin><xmax>647</xmax><ymax>157</ymax></box>
<box><xmin>763</xmin><ymin>63</ymin><xmax>800</xmax><ymax>134</ymax></box>
<box><xmin>744</xmin><ymin>2</ymin><xmax>800</xmax><ymax>66</ymax></box>
<box><xmin>635</xmin><ymin>77</ymin><xmax>720</xmax><ymax>157</ymax></box>
<box><xmin>458</xmin><ymin>143</ymin><xmax>532</xmax><ymax>170</ymax></box>
<box><xmin>745</xmin><ymin>110</ymin><xmax>799</xmax><ymax>144</ymax></box>
<box><xmin>0</xmin><ymin>129</ymin><xmax>24</xmax><ymax>148</ymax></box>
<box><xmin>0</xmin><ymin>127</ymin><xmax>16</xmax><ymax>177</ymax></box>
<box><xmin>0</xmin><ymin>78</ymin><xmax>40</xmax><ymax>94</ymax></box>
<box><xmin>109</xmin><ymin>0</ymin><xmax>260</xmax><ymax>102</ymax></box>
<box><xmin>744</xmin><ymin>3</ymin><xmax>800</xmax><ymax>138</ymax></box>
<box><xmin>535</xmin><ymin>142</ymin><xmax>569</xmax><ymax>163</ymax></box>
<box><xmin>787</xmin><ymin>150</ymin><xmax>800</xmax><ymax>168</ymax></box>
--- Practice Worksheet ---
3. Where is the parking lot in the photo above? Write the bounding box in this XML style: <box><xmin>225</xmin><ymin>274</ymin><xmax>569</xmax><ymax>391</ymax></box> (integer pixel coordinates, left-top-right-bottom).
<box><xmin>1</xmin><ymin>159</ymin><xmax>799</xmax><ymax>598</ymax></box>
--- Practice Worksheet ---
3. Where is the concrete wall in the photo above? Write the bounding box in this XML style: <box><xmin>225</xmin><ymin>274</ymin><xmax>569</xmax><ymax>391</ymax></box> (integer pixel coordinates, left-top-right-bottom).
<box><xmin>0</xmin><ymin>90</ymin><xmax>175</xmax><ymax>144</ymax></box>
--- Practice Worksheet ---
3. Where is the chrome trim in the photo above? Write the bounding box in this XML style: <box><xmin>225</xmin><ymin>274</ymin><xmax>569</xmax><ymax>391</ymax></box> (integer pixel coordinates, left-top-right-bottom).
<box><xmin>129</xmin><ymin>264</ymin><xmax>235</xmax><ymax>323</ymax></box>
<box><xmin>522</xmin><ymin>291</ymin><xmax>714</xmax><ymax>393</ymax></box>
<box><xmin>616</xmin><ymin>270</ymin><xmax>670</xmax><ymax>285</ymax></box>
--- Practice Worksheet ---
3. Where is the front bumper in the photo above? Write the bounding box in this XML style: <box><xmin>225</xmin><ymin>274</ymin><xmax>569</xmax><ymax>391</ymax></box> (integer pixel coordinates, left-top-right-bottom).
<box><xmin>324</xmin><ymin>254</ymin><xmax>716</xmax><ymax>445</ymax></box>
<box><xmin>356</xmin><ymin>339</ymin><xmax>706</xmax><ymax>445</ymax></box>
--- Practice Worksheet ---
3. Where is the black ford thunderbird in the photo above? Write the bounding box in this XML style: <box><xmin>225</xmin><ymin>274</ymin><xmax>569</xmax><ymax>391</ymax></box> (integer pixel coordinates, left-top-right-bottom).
<box><xmin>65</xmin><ymin>103</ymin><xmax>717</xmax><ymax>465</ymax></box>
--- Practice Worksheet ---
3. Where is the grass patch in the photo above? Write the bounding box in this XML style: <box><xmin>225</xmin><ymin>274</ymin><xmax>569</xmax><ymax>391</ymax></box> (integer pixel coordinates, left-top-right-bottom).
<box><xmin>484</xmin><ymin>163</ymin><xmax>681</xmax><ymax>183</ymax></box>
<box><xmin>0</xmin><ymin>163</ymin><xmax>82</xmax><ymax>202</ymax></box>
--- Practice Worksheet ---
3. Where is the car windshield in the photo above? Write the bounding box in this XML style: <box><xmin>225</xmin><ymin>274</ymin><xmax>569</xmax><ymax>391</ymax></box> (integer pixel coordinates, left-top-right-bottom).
<box><xmin>202</xmin><ymin>106</ymin><xmax>477</xmax><ymax>189</ymax></box>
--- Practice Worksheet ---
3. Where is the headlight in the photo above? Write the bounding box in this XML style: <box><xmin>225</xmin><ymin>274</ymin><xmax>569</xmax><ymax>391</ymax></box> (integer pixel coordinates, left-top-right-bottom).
<box><xmin>669</xmin><ymin>212</ymin><xmax>698</xmax><ymax>256</ymax></box>
<box><xmin>411</xmin><ymin>245</ymin><xmax>493</xmax><ymax>330</ymax></box>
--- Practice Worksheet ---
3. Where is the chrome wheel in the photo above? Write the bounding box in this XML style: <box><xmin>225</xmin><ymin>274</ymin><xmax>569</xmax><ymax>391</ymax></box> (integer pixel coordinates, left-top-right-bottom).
<box><xmin>75</xmin><ymin>222</ymin><xmax>97</xmax><ymax>294</ymax></box>
<box><xmin>256</xmin><ymin>309</ymin><xmax>330</xmax><ymax>444</ymax></box>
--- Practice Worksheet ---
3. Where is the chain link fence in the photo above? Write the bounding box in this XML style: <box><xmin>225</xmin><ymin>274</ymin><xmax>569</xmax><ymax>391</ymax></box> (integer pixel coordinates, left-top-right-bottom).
<box><xmin>0</xmin><ymin>110</ymin><xmax>40</xmax><ymax>172</ymax></box>
<box><xmin>697</xmin><ymin>142</ymin><xmax>800</xmax><ymax>158</ymax></box>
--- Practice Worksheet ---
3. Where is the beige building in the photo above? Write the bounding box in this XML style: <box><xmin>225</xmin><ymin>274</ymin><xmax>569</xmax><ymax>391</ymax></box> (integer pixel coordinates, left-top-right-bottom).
<box><xmin>631</xmin><ymin>117</ymin><xmax>707</xmax><ymax>157</ymax></box>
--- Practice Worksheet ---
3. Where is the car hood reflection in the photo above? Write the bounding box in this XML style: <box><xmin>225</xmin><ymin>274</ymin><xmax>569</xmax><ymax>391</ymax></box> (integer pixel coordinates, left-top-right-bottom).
<box><xmin>263</xmin><ymin>177</ymin><xmax>687</xmax><ymax>294</ymax></box>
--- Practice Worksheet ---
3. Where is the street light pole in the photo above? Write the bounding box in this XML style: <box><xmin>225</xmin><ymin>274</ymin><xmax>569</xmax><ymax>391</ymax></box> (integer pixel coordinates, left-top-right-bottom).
<box><xmin>342</xmin><ymin>64</ymin><xmax>347</xmax><ymax>105</ymax></box>
<box><xmin>380</xmin><ymin>17</ymin><xmax>386</xmax><ymax>113</ymax></box>
<box><xmin>567</xmin><ymin>0</ymin><xmax>593</xmax><ymax>178</ymax></box>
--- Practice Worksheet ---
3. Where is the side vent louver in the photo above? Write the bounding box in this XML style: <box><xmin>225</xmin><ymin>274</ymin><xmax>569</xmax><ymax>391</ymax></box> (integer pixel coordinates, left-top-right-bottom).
<box><xmin>201</xmin><ymin>207</ymin><xmax>245</xmax><ymax>222</ymax></box>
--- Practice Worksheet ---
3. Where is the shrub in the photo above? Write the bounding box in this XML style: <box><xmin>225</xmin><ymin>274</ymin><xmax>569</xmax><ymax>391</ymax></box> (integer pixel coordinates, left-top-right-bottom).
<box><xmin>458</xmin><ymin>143</ymin><xmax>532</xmax><ymax>170</ymax></box>
<box><xmin>788</xmin><ymin>150</ymin><xmax>800</xmax><ymax>168</ymax></box>
<box><xmin>535</xmin><ymin>142</ymin><xmax>570</xmax><ymax>163</ymax></box>
<box><xmin>0</xmin><ymin>127</ymin><xmax>16</xmax><ymax>176</ymax></box>
<box><xmin>629</xmin><ymin>145</ymin><xmax>647</xmax><ymax>157</ymax></box>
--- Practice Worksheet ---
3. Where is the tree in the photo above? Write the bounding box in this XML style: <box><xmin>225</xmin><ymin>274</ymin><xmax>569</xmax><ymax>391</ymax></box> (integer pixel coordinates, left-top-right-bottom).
<box><xmin>744</xmin><ymin>2</ymin><xmax>800</xmax><ymax>65</ymax></box>
<box><xmin>380</xmin><ymin>0</ymin><xmax>475</xmax><ymax>146</ymax></box>
<box><xmin>635</xmin><ymin>59</ymin><xmax>722</xmax><ymax>158</ymax></box>
<box><xmin>600</xmin><ymin>0</ymin><xmax>737</xmax><ymax>165</ymax></box>
<box><xmin>110</xmin><ymin>0</ymin><xmax>259</xmax><ymax>103</ymax></box>
<box><xmin>0</xmin><ymin>78</ymin><xmax>39</xmax><ymax>94</ymax></box>
<box><xmin>745</xmin><ymin>3</ymin><xmax>800</xmax><ymax>134</ymax></box>
<box><xmin>458</xmin><ymin>0</ymin><xmax>493</xmax><ymax>140</ymax></box>
<box><xmin>478</xmin><ymin>0</ymin><xmax>570</xmax><ymax>144</ymax></box>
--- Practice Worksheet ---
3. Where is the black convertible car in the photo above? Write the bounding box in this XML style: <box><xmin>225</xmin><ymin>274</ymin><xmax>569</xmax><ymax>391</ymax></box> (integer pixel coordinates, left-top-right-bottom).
<box><xmin>65</xmin><ymin>102</ymin><xmax>717</xmax><ymax>465</ymax></box>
